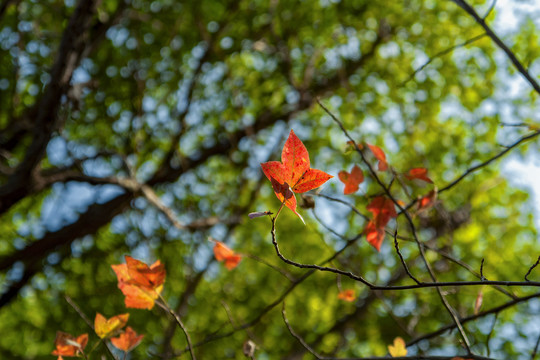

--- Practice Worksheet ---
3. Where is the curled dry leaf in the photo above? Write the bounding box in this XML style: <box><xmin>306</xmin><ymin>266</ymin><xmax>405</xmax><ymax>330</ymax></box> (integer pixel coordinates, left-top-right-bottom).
<box><xmin>111</xmin><ymin>326</ymin><xmax>144</xmax><ymax>352</ymax></box>
<box><xmin>213</xmin><ymin>241</ymin><xmax>242</xmax><ymax>270</ymax></box>
<box><xmin>388</xmin><ymin>336</ymin><xmax>407</xmax><ymax>357</ymax></box>
<box><xmin>405</xmin><ymin>167</ymin><xmax>433</xmax><ymax>183</ymax></box>
<box><xmin>337</xmin><ymin>289</ymin><xmax>356</xmax><ymax>302</ymax></box>
<box><xmin>95</xmin><ymin>313</ymin><xmax>129</xmax><ymax>339</ymax></box>
<box><xmin>111</xmin><ymin>256</ymin><xmax>166</xmax><ymax>309</ymax></box>
<box><xmin>243</xmin><ymin>339</ymin><xmax>256</xmax><ymax>358</ymax></box>
<box><xmin>474</xmin><ymin>290</ymin><xmax>483</xmax><ymax>315</ymax></box>
<box><xmin>261</xmin><ymin>130</ymin><xmax>333</xmax><ymax>223</ymax></box>
<box><xmin>367</xmin><ymin>143</ymin><xmax>388</xmax><ymax>171</ymax></box>
<box><xmin>248</xmin><ymin>211</ymin><xmax>272</xmax><ymax>219</ymax></box>
<box><xmin>338</xmin><ymin>165</ymin><xmax>364</xmax><ymax>194</ymax></box>
<box><xmin>52</xmin><ymin>331</ymin><xmax>88</xmax><ymax>360</ymax></box>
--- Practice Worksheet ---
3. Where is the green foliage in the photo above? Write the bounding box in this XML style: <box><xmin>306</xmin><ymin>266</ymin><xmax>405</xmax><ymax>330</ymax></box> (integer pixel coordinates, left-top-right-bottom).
<box><xmin>0</xmin><ymin>0</ymin><xmax>539</xmax><ymax>359</ymax></box>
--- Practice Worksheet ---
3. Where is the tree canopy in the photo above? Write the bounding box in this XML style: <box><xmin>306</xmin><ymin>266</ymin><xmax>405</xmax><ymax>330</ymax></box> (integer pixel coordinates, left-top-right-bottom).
<box><xmin>0</xmin><ymin>0</ymin><xmax>539</xmax><ymax>359</ymax></box>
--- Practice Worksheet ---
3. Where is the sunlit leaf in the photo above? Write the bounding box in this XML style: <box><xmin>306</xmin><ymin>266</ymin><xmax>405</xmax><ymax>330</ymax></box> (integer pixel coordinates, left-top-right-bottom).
<box><xmin>261</xmin><ymin>130</ymin><xmax>332</xmax><ymax>221</ymax></box>
<box><xmin>111</xmin><ymin>256</ymin><xmax>166</xmax><ymax>309</ymax></box>
<box><xmin>388</xmin><ymin>336</ymin><xmax>407</xmax><ymax>357</ymax></box>
<box><xmin>111</xmin><ymin>326</ymin><xmax>144</xmax><ymax>352</ymax></box>
<box><xmin>95</xmin><ymin>313</ymin><xmax>129</xmax><ymax>339</ymax></box>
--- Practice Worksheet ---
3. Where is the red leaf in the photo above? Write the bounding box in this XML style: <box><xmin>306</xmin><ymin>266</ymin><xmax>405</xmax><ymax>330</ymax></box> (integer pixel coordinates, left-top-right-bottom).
<box><xmin>111</xmin><ymin>326</ymin><xmax>144</xmax><ymax>352</ymax></box>
<box><xmin>213</xmin><ymin>241</ymin><xmax>242</xmax><ymax>270</ymax></box>
<box><xmin>338</xmin><ymin>165</ymin><xmax>364</xmax><ymax>194</ymax></box>
<box><xmin>364</xmin><ymin>197</ymin><xmax>397</xmax><ymax>251</ymax></box>
<box><xmin>111</xmin><ymin>256</ymin><xmax>166</xmax><ymax>309</ymax></box>
<box><xmin>281</xmin><ymin>129</ymin><xmax>310</xmax><ymax>186</ymax></box>
<box><xmin>367</xmin><ymin>144</ymin><xmax>388</xmax><ymax>171</ymax></box>
<box><xmin>261</xmin><ymin>130</ymin><xmax>333</xmax><ymax>221</ymax></box>
<box><xmin>365</xmin><ymin>220</ymin><xmax>386</xmax><ymax>251</ymax></box>
<box><xmin>293</xmin><ymin>168</ymin><xmax>333</xmax><ymax>193</ymax></box>
<box><xmin>52</xmin><ymin>332</ymin><xmax>88</xmax><ymax>359</ymax></box>
<box><xmin>337</xmin><ymin>289</ymin><xmax>356</xmax><ymax>302</ymax></box>
<box><xmin>405</xmin><ymin>167</ymin><xmax>433</xmax><ymax>183</ymax></box>
<box><xmin>367</xmin><ymin>196</ymin><xmax>397</xmax><ymax>227</ymax></box>
<box><xmin>418</xmin><ymin>189</ymin><xmax>437</xmax><ymax>212</ymax></box>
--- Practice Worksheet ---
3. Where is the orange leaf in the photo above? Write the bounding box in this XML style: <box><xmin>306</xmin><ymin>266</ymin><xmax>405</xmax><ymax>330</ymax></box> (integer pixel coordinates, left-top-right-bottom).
<box><xmin>261</xmin><ymin>130</ymin><xmax>332</xmax><ymax>221</ymax></box>
<box><xmin>95</xmin><ymin>313</ymin><xmax>129</xmax><ymax>339</ymax></box>
<box><xmin>337</xmin><ymin>289</ymin><xmax>356</xmax><ymax>302</ymax></box>
<box><xmin>367</xmin><ymin>143</ymin><xmax>388</xmax><ymax>171</ymax></box>
<box><xmin>405</xmin><ymin>167</ymin><xmax>433</xmax><ymax>183</ymax></box>
<box><xmin>111</xmin><ymin>256</ymin><xmax>166</xmax><ymax>309</ymax></box>
<box><xmin>418</xmin><ymin>188</ymin><xmax>438</xmax><ymax>212</ymax></box>
<box><xmin>388</xmin><ymin>336</ymin><xmax>407</xmax><ymax>357</ymax></box>
<box><xmin>52</xmin><ymin>332</ymin><xmax>88</xmax><ymax>359</ymax></box>
<box><xmin>365</xmin><ymin>220</ymin><xmax>386</xmax><ymax>252</ymax></box>
<box><xmin>338</xmin><ymin>165</ymin><xmax>364</xmax><ymax>195</ymax></box>
<box><xmin>111</xmin><ymin>326</ymin><xmax>144</xmax><ymax>352</ymax></box>
<box><xmin>213</xmin><ymin>241</ymin><xmax>242</xmax><ymax>270</ymax></box>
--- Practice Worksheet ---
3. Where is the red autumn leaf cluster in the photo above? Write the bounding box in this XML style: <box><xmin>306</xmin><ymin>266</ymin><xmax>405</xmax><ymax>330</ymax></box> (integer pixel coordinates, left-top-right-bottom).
<box><xmin>261</xmin><ymin>130</ymin><xmax>333</xmax><ymax>222</ymax></box>
<box><xmin>213</xmin><ymin>241</ymin><xmax>242</xmax><ymax>270</ymax></box>
<box><xmin>111</xmin><ymin>326</ymin><xmax>144</xmax><ymax>352</ymax></box>
<box><xmin>338</xmin><ymin>165</ymin><xmax>364</xmax><ymax>195</ymax></box>
<box><xmin>111</xmin><ymin>256</ymin><xmax>166</xmax><ymax>309</ymax></box>
<box><xmin>51</xmin><ymin>332</ymin><xmax>88</xmax><ymax>360</ymax></box>
<box><xmin>365</xmin><ymin>196</ymin><xmax>397</xmax><ymax>251</ymax></box>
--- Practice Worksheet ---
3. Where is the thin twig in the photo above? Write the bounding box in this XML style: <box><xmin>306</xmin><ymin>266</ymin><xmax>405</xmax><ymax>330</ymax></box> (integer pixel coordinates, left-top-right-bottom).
<box><xmin>451</xmin><ymin>0</ymin><xmax>540</xmax><ymax>95</ymax></box>
<box><xmin>393</xmin><ymin>228</ymin><xmax>421</xmax><ymax>284</ymax></box>
<box><xmin>64</xmin><ymin>295</ymin><xmax>119</xmax><ymax>360</ymax></box>
<box><xmin>156</xmin><ymin>298</ymin><xmax>196</xmax><ymax>360</ymax></box>
<box><xmin>525</xmin><ymin>256</ymin><xmax>540</xmax><ymax>281</ymax></box>
<box><xmin>408</xmin><ymin>292</ymin><xmax>540</xmax><ymax>346</ymax></box>
<box><xmin>401</xmin><ymin>33</ymin><xmax>486</xmax><ymax>86</ymax></box>
<box><xmin>282</xmin><ymin>303</ymin><xmax>324</xmax><ymax>360</ymax></box>
<box><xmin>485</xmin><ymin>313</ymin><xmax>497</xmax><ymax>357</ymax></box>
<box><xmin>242</xmin><ymin>253</ymin><xmax>296</xmax><ymax>281</ymax></box>
<box><xmin>531</xmin><ymin>329</ymin><xmax>540</xmax><ymax>360</ymax></box>
<box><xmin>480</xmin><ymin>258</ymin><xmax>487</xmax><ymax>280</ymax></box>
<box><xmin>318</xmin><ymin>98</ymin><xmax>473</xmax><ymax>352</ymax></box>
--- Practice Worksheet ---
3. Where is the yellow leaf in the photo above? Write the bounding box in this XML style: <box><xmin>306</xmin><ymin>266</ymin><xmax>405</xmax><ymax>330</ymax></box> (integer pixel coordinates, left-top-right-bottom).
<box><xmin>388</xmin><ymin>336</ymin><xmax>407</xmax><ymax>357</ymax></box>
<box><xmin>95</xmin><ymin>313</ymin><xmax>130</xmax><ymax>339</ymax></box>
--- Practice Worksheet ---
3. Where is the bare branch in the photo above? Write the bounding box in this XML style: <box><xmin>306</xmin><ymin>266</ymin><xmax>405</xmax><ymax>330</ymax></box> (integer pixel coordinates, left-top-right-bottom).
<box><xmin>525</xmin><ymin>256</ymin><xmax>540</xmax><ymax>281</ymax></box>
<box><xmin>451</xmin><ymin>0</ymin><xmax>540</xmax><ymax>95</ymax></box>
